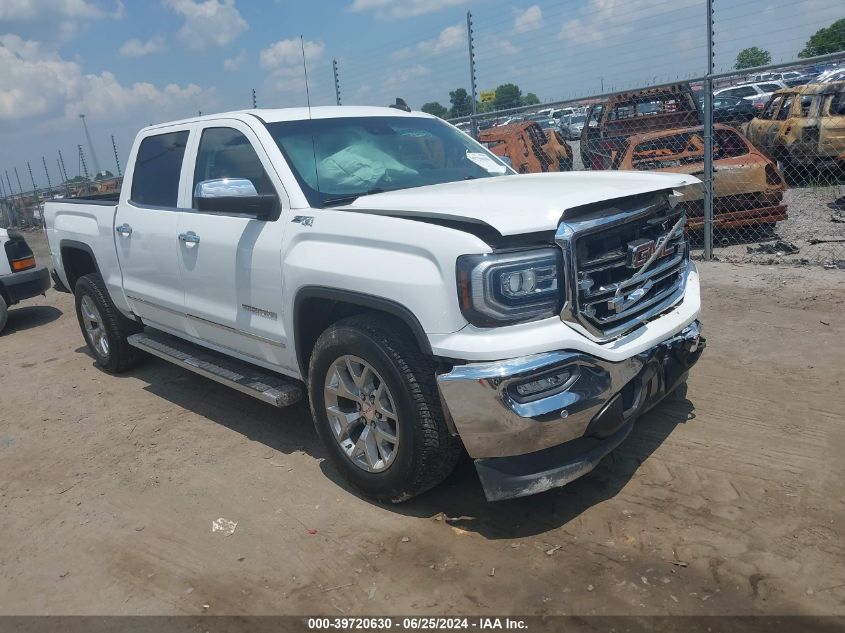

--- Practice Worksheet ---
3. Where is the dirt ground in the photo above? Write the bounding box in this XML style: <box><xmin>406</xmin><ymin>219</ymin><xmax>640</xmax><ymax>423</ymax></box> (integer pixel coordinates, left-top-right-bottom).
<box><xmin>1</xmin><ymin>231</ymin><xmax>844</xmax><ymax>617</ymax></box>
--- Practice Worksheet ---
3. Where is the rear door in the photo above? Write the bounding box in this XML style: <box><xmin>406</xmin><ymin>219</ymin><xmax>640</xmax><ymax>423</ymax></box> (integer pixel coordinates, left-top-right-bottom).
<box><xmin>175</xmin><ymin>120</ymin><xmax>291</xmax><ymax>369</ymax></box>
<box><xmin>114</xmin><ymin>126</ymin><xmax>193</xmax><ymax>333</ymax></box>
<box><xmin>820</xmin><ymin>89</ymin><xmax>845</xmax><ymax>159</ymax></box>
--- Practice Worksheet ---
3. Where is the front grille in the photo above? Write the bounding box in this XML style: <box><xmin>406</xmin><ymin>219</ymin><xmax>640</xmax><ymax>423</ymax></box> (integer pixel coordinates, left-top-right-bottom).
<box><xmin>563</xmin><ymin>204</ymin><xmax>688</xmax><ymax>339</ymax></box>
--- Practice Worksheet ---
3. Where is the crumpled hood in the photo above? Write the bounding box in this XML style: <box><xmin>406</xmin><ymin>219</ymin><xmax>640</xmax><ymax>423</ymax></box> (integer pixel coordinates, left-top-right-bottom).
<box><xmin>343</xmin><ymin>171</ymin><xmax>699</xmax><ymax>235</ymax></box>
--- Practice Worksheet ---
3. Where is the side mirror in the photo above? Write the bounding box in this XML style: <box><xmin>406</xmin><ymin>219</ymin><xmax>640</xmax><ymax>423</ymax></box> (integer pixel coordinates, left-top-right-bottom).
<box><xmin>194</xmin><ymin>178</ymin><xmax>279</xmax><ymax>220</ymax></box>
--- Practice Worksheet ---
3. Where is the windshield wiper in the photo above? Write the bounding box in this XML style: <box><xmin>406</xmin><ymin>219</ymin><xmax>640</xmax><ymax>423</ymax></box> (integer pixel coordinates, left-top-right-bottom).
<box><xmin>322</xmin><ymin>188</ymin><xmax>385</xmax><ymax>207</ymax></box>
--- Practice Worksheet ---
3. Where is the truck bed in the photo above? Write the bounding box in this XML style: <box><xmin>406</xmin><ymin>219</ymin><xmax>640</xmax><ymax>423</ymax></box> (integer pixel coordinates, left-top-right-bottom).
<box><xmin>43</xmin><ymin>198</ymin><xmax>127</xmax><ymax>311</ymax></box>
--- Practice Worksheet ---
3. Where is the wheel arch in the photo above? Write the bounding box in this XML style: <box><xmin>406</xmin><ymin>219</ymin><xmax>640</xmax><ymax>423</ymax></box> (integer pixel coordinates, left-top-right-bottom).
<box><xmin>59</xmin><ymin>240</ymin><xmax>100</xmax><ymax>291</ymax></box>
<box><xmin>293</xmin><ymin>286</ymin><xmax>432</xmax><ymax>378</ymax></box>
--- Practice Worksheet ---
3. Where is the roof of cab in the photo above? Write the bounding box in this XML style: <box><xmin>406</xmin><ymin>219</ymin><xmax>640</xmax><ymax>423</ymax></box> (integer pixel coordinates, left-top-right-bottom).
<box><xmin>142</xmin><ymin>106</ymin><xmax>434</xmax><ymax>132</ymax></box>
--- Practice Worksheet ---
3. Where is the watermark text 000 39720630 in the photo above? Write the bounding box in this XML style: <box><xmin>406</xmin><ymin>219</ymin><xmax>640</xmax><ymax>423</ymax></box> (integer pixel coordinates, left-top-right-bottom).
<box><xmin>307</xmin><ymin>617</ymin><xmax>528</xmax><ymax>630</ymax></box>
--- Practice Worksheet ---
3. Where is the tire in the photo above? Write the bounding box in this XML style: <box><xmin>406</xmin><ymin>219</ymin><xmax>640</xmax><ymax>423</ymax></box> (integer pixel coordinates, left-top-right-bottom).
<box><xmin>308</xmin><ymin>314</ymin><xmax>461</xmax><ymax>503</ymax></box>
<box><xmin>74</xmin><ymin>273</ymin><xmax>141</xmax><ymax>373</ymax></box>
<box><xmin>0</xmin><ymin>295</ymin><xmax>7</xmax><ymax>334</ymax></box>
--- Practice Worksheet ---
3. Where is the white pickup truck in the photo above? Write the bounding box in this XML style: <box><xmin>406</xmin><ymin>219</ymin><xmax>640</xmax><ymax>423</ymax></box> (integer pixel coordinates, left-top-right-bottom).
<box><xmin>45</xmin><ymin>106</ymin><xmax>704</xmax><ymax>502</ymax></box>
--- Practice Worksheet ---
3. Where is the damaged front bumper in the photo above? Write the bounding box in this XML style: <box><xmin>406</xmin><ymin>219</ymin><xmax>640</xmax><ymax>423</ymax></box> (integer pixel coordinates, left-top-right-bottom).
<box><xmin>437</xmin><ymin>321</ymin><xmax>705</xmax><ymax>501</ymax></box>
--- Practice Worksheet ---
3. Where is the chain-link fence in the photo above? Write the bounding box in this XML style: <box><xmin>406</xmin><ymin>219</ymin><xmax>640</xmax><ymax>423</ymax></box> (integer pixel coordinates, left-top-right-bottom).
<box><xmin>0</xmin><ymin>176</ymin><xmax>121</xmax><ymax>232</ymax></box>
<box><xmin>365</xmin><ymin>0</ymin><xmax>844</xmax><ymax>268</ymax></box>
<box><xmin>2</xmin><ymin>1</ymin><xmax>843</xmax><ymax>265</ymax></box>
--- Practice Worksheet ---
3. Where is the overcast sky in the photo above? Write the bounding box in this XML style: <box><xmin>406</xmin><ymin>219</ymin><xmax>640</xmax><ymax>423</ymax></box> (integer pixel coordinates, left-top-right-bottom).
<box><xmin>0</xmin><ymin>0</ymin><xmax>841</xmax><ymax>187</ymax></box>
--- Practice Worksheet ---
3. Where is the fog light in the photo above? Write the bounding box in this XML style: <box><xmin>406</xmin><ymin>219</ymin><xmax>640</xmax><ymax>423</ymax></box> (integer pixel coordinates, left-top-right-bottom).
<box><xmin>514</xmin><ymin>369</ymin><xmax>572</xmax><ymax>398</ymax></box>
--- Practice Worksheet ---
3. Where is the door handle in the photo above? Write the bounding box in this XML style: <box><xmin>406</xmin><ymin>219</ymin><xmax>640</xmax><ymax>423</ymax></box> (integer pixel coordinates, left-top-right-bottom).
<box><xmin>115</xmin><ymin>223</ymin><xmax>132</xmax><ymax>237</ymax></box>
<box><xmin>178</xmin><ymin>231</ymin><xmax>200</xmax><ymax>248</ymax></box>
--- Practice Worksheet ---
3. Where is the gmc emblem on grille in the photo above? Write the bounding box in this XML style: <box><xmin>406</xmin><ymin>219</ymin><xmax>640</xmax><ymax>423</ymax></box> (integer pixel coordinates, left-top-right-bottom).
<box><xmin>626</xmin><ymin>237</ymin><xmax>675</xmax><ymax>269</ymax></box>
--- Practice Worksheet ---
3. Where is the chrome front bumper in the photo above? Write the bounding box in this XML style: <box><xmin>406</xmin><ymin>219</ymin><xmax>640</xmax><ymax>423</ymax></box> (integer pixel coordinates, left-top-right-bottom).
<box><xmin>436</xmin><ymin>321</ymin><xmax>704</xmax><ymax>500</ymax></box>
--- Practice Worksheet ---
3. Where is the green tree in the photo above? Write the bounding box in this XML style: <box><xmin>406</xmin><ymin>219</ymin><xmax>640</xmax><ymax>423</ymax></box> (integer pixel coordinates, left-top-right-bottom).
<box><xmin>799</xmin><ymin>18</ymin><xmax>845</xmax><ymax>57</ymax></box>
<box><xmin>521</xmin><ymin>92</ymin><xmax>540</xmax><ymax>106</ymax></box>
<box><xmin>494</xmin><ymin>83</ymin><xmax>522</xmax><ymax>110</ymax></box>
<box><xmin>449</xmin><ymin>88</ymin><xmax>473</xmax><ymax>118</ymax></box>
<box><xmin>734</xmin><ymin>46</ymin><xmax>771</xmax><ymax>69</ymax></box>
<box><xmin>421</xmin><ymin>101</ymin><xmax>448</xmax><ymax>118</ymax></box>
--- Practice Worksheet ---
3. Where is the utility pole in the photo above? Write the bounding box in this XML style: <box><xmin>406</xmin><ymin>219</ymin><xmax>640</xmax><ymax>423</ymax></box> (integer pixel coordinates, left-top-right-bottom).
<box><xmin>79</xmin><ymin>113</ymin><xmax>102</xmax><ymax>176</ymax></box>
<box><xmin>5</xmin><ymin>171</ymin><xmax>18</xmax><ymax>226</ymax></box>
<box><xmin>57</xmin><ymin>157</ymin><xmax>70</xmax><ymax>196</ymax></box>
<box><xmin>111</xmin><ymin>135</ymin><xmax>122</xmax><ymax>177</ymax></box>
<box><xmin>42</xmin><ymin>157</ymin><xmax>53</xmax><ymax>195</ymax></box>
<box><xmin>465</xmin><ymin>11</ymin><xmax>479</xmax><ymax>139</ymax></box>
<box><xmin>78</xmin><ymin>145</ymin><xmax>89</xmax><ymax>179</ymax></box>
<box><xmin>0</xmin><ymin>175</ymin><xmax>9</xmax><ymax>228</ymax></box>
<box><xmin>702</xmin><ymin>0</ymin><xmax>715</xmax><ymax>261</ymax></box>
<box><xmin>14</xmin><ymin>167</ymin><xmax>24</xmax><ymax>200</ymax></box>
<box><xmin>27</xmin><ymin>161</ymin><xmax>37</xmax><ymax>195</ymax></box>
<box><xmin>332</xmin><ymin>59</ymin><xmax>341</xmax><ymax>106</ymax></box>
<box><xmin>58</xmin><ymin>149</ymin><xmax>69</xmax><ymax>183</ymax></box>
<box><xmin>14</xmin><ymin>168</ymin><xmax>24</xmax><ymax>226</ymax></box>
<box><xmin>252</xmin><ymin>87</ymin><xmax>257</xmax><ymax>109</ymax></box>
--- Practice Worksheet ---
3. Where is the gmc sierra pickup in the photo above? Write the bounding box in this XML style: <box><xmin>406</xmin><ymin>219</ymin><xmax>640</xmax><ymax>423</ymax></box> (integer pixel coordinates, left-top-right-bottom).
<box><xmin>45</xmin><ymin>106</ymin><xmax>705</xmax><ymax>502</ymax></box>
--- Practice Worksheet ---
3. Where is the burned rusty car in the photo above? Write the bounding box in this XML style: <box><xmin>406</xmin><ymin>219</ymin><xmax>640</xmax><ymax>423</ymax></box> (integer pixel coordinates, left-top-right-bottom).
<box><xmin>479</xmin><ymin>121</ymin><xmax>573</xmax><ymax>173</ymax></box>
<box><xmin>581</xmin><ymin>84</ymin><xmax>702</xmax><ymax>170</ymax></box>
<box><xmin>613</xmin><ymin>124</ymin><xmax>787</xmax><ymax>231</ymax></box>
<box><xmin>746</xmin><ymin>81</ymin><xmax>845</xmax><ymax>182</ymax></box>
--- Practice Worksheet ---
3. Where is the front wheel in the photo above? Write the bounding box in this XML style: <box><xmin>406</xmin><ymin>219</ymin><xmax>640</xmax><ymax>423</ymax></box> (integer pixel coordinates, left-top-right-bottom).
<box><xmin>308</xmin><ymin>315</ymin><xmax>461</xmax><ymax>502</ymax></box>
<box><xmin>74</xmin><ymin>273</ymin><xmax>141</xmax><ymax>373</ymax></box>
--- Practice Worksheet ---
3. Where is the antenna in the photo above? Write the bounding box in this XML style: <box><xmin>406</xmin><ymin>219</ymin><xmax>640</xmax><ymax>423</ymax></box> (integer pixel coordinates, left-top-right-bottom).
<box><xmin>301</xmin><ymin>35</ymin><xmax>312</xmax><ymax>112</ymax></box>
<box><xmin>301</xmin><ymin>35</ymin><xmax>320</xmax><ymax>193</ymax></box>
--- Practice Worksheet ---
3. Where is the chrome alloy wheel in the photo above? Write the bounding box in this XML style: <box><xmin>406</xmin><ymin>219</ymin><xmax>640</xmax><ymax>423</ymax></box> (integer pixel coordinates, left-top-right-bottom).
<box><xmin>80</xmin><ymin>294</ymin><xmax>109</xmax><ymax>358</ymax></box>
<box><xmin>323</xmin><ymin>355</ymin><xmax>399</xmax><ymax>473</ymax></box>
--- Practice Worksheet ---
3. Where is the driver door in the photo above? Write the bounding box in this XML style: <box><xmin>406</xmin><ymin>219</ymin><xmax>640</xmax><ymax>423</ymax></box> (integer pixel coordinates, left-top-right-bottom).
<box><xmin>175</xmin><ymin>120</ymin><xmax>292</xmax><ymax>370</ymax></box>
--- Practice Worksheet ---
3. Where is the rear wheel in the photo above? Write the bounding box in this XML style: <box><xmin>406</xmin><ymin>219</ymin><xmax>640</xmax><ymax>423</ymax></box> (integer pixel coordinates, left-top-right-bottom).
<box><xmin>74</xmin><ymin>273</ymin><xmax>141</xmax><ymax>373</ymax></box>
<box><xmin>308</xmin><ymin>315</ymin><xmax>461</xmax><ymax>502</ymax></box>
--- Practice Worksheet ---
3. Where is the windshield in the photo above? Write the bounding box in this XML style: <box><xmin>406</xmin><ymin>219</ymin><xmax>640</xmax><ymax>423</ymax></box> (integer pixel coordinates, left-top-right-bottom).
<box><xmin>266</xmin><ymin>116</ymin><xmax>512</xmax><ymax>207</ymax></box>
<box><xmin>567</xmin><ymin>115</ymin><xmax>586</xmax><ymax>124</ymax></box>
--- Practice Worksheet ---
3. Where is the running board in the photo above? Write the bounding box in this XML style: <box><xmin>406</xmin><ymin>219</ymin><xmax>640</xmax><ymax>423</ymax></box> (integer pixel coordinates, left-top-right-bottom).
<box><xmin>127</xmin><ymin>330</ymin><xmax>303</xmax><ymax>408</ymax></box>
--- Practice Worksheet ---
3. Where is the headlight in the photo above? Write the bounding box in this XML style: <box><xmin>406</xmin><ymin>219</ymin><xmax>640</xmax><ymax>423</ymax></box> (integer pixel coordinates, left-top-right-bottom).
<box><xmin>456</xmin><ymin>248</ymin><xmax>562</xmax><ymax>327</ymax></box>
